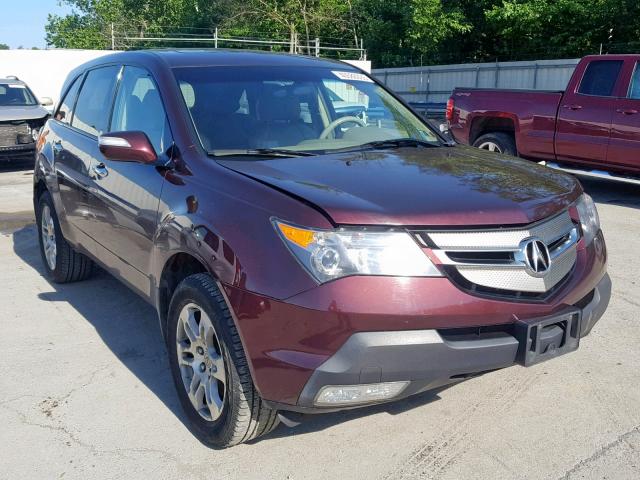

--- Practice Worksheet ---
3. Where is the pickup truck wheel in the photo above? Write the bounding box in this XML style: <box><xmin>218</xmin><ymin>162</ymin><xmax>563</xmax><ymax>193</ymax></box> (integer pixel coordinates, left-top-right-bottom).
<box><xmin>36</xmin><ymin>191</ymin><xmax>93</xmax><ymax>283</ymax></box>
<box><xmin>473</xmin><ymin>132</ymin><xmax>517</xmax><ymax>156</ymax></box>
<box><xmin>167</xmin><ymin>273</ymin><xmax>279</xmax><ymax>448</ymax></box>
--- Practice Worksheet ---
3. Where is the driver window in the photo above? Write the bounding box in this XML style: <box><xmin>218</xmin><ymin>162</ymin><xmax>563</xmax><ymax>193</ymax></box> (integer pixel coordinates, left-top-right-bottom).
<box><xmin>110</xmin><ymin>66</ymin><xmax>172</xmax><ymax>155</ymax></box>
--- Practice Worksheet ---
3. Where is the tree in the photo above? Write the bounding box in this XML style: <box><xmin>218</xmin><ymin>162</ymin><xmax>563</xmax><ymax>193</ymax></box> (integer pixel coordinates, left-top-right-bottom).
<box><xmin>409</xmin><ymin>0</ymin><xmax>471</xmax><ymax>63</ymax></box>
<box><xmin>0</xmin><ymin>43</ymin><xmax>9</xmax><ymax>50</ymax></box>
<box><xmin>485</xmin><ymin>0</ymin><xmax>640</xmax><ymax>59</ymax></box>
<box><xmin>43</xmin><ymin>0</ymin><xmax>640</xmax><ymax>67</ymax></box>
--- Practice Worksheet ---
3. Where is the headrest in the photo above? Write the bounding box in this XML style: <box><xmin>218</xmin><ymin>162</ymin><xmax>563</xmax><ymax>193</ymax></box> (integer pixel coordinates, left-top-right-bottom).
<box><xmin>193</xmin><ymin>83</ymin><xmax>245</xmax><ymax>116</ymax></box>
<box><xmin>259</xmin><ymin>88</ymin><xmax>300</xmax><ymax>122</ymax></box>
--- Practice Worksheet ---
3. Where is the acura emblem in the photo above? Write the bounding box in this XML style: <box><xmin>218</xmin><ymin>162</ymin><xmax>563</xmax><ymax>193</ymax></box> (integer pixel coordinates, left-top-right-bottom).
<box><xmin>521</xmin><ymin>238</ymin><xmax>551</xmax><ymax>275</ymax></box>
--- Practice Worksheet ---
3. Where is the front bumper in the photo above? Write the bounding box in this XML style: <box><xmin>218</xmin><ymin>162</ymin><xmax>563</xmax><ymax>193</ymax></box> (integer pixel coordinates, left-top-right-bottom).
<box><xmin>270</xmin><ymin>273</ymin><xmax>611</xmax><ymax>413</ymax></box>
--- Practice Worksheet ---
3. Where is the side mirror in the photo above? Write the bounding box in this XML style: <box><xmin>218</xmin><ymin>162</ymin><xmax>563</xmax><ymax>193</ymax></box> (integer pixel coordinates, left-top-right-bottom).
<box><xmin>40</xmin><ymin>97</ymin><xmax>54</xmax><ymax>107</ymax></box>
<box><xmin>98</xmin><ymin>131</ymin><xmax>158</xmax><ymax>164</ymax></box>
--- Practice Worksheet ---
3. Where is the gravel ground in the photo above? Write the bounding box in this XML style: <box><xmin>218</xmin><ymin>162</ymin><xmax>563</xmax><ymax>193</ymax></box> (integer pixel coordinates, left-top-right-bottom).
<box><xmin>0</xmin><ymin>164</ymin><xmax>638</xmax><ymax>480</ymax></box>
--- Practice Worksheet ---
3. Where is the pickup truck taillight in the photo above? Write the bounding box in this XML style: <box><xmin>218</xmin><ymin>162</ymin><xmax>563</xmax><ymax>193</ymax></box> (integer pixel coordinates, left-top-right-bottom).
<box><xmin>446</xmin><ymin>98</ymin><xmax>454</xmax><ymax>122</ymax></box>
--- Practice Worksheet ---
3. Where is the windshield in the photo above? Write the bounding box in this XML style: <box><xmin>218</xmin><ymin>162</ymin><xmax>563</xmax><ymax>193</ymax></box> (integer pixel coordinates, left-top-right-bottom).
<box><xmin>0</xmin><ymin>83</ymin><xmax>37</xmax><ymax>106</ymax></box>
<box><xmin>173</xmin><ymin>66</ymin><xmax>439</xmax><ymax>156</ymax></box>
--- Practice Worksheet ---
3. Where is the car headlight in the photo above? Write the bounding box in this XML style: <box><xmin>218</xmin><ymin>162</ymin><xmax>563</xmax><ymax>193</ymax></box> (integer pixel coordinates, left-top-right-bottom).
<box><xmin>274</xmin><ymin>220</ymin><xmax>442</xmax><ymax>283</ymax></box>
<box><xmin>575</xmin><ymin>193</ymin><xmax>600</xmax><ymax>245</ymax></box>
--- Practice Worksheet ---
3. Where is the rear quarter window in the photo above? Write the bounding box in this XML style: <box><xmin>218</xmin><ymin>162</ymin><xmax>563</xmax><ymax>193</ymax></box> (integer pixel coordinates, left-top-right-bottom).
<box><xmin>578</xmin><ymin>60</ymin><xmax>623</xmax><ymax>97</ymax></box>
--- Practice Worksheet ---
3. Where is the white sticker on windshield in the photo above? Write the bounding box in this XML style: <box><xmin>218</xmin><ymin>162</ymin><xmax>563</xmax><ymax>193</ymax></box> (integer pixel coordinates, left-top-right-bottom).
<box><xmin>332</xmin><ymin>71</ymin><xmax>373</xmax><ymax>83</ymax></box>
<box><xmin>8</xmin><ymin>84</ymin><xmax>26</xmax><ymax>89</ymax></box>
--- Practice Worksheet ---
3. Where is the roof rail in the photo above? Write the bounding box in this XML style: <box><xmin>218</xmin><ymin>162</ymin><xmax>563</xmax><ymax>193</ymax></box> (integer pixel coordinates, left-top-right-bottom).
<box><xmin>5</xmin><ymin>75</ymin><xmax>19</xmax><ymax>80</ymax></box>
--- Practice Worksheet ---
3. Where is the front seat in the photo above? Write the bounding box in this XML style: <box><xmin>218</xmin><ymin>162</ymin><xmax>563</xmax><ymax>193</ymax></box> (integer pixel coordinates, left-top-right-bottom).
<box><xmin>254</xmin><ymin>90</ymin><xmax>316</xmax><ymax>148</ymax></box>
<box><xmin>191</xmin><ymin>85</ymin><xmax>252</xmax><ymax>151</ymax></box>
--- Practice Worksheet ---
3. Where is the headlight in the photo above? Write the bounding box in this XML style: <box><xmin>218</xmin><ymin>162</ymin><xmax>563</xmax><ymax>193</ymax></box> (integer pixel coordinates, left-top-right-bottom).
<box><xmin>575</xmin><ymin>193</ymin><xmax>600</xmax><ymax>245</ymax></box>
<box><xmin>274</xmin><ymin>220</ymin><xmax>442</xmax><ymax>283</ymax></box>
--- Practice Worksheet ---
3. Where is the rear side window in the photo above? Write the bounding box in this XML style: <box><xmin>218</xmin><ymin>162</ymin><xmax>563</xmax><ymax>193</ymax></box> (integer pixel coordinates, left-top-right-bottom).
<box><xmin>55</xmin><ymin>76</ymin><xmax>82</xmax><ymax>124</ymax></box>
<box><xmin>628</xmin><ymin>63</ymin><xmax>640</xmax><ymax>99</ymax></box>
<box><xmin>110</xmin><ymin>66</ymin><xmax>172</xmax><ymax>154</ymax></box>
<box><xmin>578</xmin><ymin>60</ymin><xmax>623</xmax><ymax>97</ymax></box>
<box><xmin>72</xmin><ymin>66</ymin><xmax>120</xmax><ymax>136</ymax></box>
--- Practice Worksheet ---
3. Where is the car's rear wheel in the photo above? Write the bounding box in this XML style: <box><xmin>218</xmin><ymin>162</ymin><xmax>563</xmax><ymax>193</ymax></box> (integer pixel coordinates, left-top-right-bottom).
<box><xmin>167</xmin><ymin>273</ymin><xmax>279</xmax><ymax>448</ymax></box>
<box><xmin>36</xmin><ymin>191</ymin><xmax>93</xmax><ymax>283</ymax></box>
<box><xmin>473</xmin><ymin>132</ymin><xmax>517</xmax><ymax>156</ymax></box>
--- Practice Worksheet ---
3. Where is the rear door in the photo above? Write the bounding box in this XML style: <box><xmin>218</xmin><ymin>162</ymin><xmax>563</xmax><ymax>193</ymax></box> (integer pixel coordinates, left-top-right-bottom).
<box><xmin>51</xmin><ymin>67</ymin><xmax>122</xmax><ymax>245</ymax></box>
<box><xmin>555</xmin><ymin>59</ymin><xmax>624</xmax><ymax>166</ymax></box>
<box><xmin>607</xmin><ymin>59</ymin><xmax>640</xmax><ymax>173</ymax></box>
<box><xmin>84</xmin><ymin>65</ymin><xmax>172</xmax><ymax>297</ymax></box>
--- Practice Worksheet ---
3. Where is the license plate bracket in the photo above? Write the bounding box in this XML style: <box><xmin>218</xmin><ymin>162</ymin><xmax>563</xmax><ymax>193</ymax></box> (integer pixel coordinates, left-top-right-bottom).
<box><xmin>514</xmin><ymin>310</ymin><xmax>581</xmax><ymax>367</ymax></box>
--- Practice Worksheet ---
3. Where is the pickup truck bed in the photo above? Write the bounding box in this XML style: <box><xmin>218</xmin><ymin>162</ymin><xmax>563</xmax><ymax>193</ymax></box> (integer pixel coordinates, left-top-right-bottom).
<box><xmin>447</xmin><ymin>55</ymin><xmax>640</xmax><ymax>181</ymax></box>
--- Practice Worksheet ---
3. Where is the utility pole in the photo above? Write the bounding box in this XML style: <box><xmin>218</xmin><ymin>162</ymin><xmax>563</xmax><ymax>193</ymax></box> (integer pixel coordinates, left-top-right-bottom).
<box><xmin>214</xmin><ymin>27</ymin><xmax>218</xmax><ymax>49</ymax></box>
<box><xmin>315</xmin><ymin>38</ymin><xmax>320</xmax><ymax>57</ymax></box>
<box><xmin>111</xmin><ymin>23</ymin><xmax>115</xmax><ymax>50</ymax></box>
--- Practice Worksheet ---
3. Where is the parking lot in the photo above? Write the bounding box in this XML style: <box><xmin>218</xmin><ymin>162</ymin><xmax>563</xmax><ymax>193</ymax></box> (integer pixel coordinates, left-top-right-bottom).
<box><xmin>0</xmin><ymin>162</ymin><xmax>638</xmax><ymax>480</ymax></box>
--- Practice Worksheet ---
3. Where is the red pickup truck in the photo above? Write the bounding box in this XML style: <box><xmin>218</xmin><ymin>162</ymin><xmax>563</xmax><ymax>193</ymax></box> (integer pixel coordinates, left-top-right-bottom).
<box><xmin>447</xmin><ymin>55</ymin><xmax>640</xmax><ymax>183</ymax></box>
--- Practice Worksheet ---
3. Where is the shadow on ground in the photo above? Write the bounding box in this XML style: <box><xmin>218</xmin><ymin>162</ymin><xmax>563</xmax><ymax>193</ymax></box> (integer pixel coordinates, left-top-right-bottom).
<box><xmin>11</xmin><ymin>224</ymin><xmax>448</xmax><ymax>444</ymax></box>
<box><xmin>580</xmin><ymin>177</ymin><xmax>640</xmax><ymax>208</ymax></box>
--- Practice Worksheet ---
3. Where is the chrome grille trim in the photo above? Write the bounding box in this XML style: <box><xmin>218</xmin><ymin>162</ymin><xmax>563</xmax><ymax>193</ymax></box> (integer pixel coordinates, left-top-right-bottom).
<box><xmin>426</xmin><ymin>212</ymin><xmax>574</xmax><ymax>251</ymax></box>
<box><xmin>420</xmin><ymin>211</ymin><xmax>579</xmax><ymax>294</ymax></box>
<box><xmin>455</xmin><ymin>247</ymin><xmax>576</xmax><ymax>293</ymax></box>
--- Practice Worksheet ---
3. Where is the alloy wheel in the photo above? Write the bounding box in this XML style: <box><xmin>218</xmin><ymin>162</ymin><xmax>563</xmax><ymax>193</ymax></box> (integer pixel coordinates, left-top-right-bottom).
<box><xmin>41</xmin><ymin>205</ymin><xmax>57</xmax><ymax>270</ymax></box>
<box><xmin>176</xmin><ymin>303</ymin><xmax>227</xmax><ymax>421</ymax></box>
<box><xmin>477</xmin><ymin>141</ymin><xmax>503</xmax><ymax>153</ymax></box>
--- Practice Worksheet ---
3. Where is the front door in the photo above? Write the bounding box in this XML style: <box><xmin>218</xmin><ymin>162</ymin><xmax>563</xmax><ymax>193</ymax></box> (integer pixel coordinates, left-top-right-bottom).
<box><xmin>85</xmin><ymin>65</ymin><xmax>172</xmax><ymax>295</ymax></box>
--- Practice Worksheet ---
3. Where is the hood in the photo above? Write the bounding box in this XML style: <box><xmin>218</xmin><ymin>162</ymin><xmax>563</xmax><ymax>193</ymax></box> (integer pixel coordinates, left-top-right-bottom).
<box><xmin>218</xmin><ymin>145</ymin><xmax>582</xmax><ymax>227</ymax></box>
<box><xmin>0</xmin><ymin>105</ymin><xmax>50</xmax><ymax>122</ymax></box>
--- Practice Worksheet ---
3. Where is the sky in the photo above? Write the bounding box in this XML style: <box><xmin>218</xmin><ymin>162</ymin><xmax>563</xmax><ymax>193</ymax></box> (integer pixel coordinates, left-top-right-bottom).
<box><xmin>0</xmin><ymin>0</ymin><xmax>73</xmax><ymax>49</ymax></box>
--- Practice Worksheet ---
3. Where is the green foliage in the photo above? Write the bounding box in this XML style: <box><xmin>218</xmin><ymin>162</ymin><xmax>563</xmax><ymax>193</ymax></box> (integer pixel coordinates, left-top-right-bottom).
<box><xmin>46</xmin><ymin>13</ymin><xmax>109</xmax><ymax>49</ymax></box>
<box><xmin>44</xmin><ymin>0</ymin><xmax>640</xmax><ymax>67</ymax></box>
<box><xmin>0</xmin><ymin>43</ymin><xmax>9</xmax><ymax>50</ymax></box>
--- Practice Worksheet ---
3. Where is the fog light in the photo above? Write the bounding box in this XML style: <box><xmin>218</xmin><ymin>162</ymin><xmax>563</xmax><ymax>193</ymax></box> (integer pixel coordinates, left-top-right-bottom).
<box><xmin>314</xmin><ymin>381</ymin><xmax>409</xmax><ymax>406</ymax></box>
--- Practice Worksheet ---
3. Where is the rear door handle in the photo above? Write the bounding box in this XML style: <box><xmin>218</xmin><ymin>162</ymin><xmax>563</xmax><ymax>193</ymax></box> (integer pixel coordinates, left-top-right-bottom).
<box><xmin>562</xmin><ymin>104</ymin><xmax>583</xmax><ymax>111</ymax></box>
<box><xmin>617</xmin><ymin>108</ymin><xmax>639</xmax><ymax>115</ymax></box>
<box><xmin>91</xmin><ymin>162</ymin><xmax>109</xmax><ymax>179</ymax></box>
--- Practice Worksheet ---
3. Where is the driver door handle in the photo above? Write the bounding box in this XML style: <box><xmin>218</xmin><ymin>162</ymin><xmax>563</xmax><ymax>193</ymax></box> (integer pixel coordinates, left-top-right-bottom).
<box><xmin>92</xmin><ymin>162</ymin><xmax>109</xmax><ymax>179</ymax></box>
<box><xmin>562</xmin><ymin>104</ymin><xmax>583</xmax><ymax>111</ymax></box>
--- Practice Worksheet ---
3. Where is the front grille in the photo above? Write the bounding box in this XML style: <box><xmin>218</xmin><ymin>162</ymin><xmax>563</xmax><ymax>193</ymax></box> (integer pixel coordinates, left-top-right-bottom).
<box><xmin>415</xmin><ymin>211</ymin><xmax>579</xmax><ymax>299</ymax></box>
<box><xmin>0</xmin><ymin>122</ymin><xmax>30</xmax><ymax>147</ymax></box>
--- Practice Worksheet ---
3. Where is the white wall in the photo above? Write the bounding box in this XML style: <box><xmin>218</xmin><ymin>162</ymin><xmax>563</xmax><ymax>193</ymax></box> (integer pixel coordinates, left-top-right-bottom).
<box><xmin>0</xmin><ymin>49</ymin><xmax>371</xmax><ymax>106</ymax></box>
<box><xmin>343</xmin><ymin>60</ymin><xmax>372</xmax><ymax>73</ymax></box>
<box><xmin>0</xmin><ymin>49</ymin><xmax>115</xmax><ymax>104</ymax></box>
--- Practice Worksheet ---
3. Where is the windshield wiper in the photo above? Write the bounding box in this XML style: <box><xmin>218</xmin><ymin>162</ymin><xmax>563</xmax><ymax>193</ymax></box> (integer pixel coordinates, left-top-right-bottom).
<box><xmin>208</xmin><ymin>148</ymin><xmax>317</xmax><ymax>158</ymax></box>
<box><xmin>333</xmin><ymin>138</ymin><xmax>441</xmax><ymax>153</ymax></box>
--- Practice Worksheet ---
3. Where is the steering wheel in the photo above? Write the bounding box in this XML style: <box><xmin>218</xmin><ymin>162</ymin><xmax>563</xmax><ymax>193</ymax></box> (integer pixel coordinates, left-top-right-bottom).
<box><xmin>319</xmin><ymin>116</ymin><xmax>367</xmax><ymax>139</ymax></box>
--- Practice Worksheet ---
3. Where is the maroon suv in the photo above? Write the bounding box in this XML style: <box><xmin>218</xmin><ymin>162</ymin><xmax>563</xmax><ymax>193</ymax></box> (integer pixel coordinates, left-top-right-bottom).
<box><xmin>33</xmin><ymin>50</ymin><xmax>611</xmax><ymax>448</ymax></box>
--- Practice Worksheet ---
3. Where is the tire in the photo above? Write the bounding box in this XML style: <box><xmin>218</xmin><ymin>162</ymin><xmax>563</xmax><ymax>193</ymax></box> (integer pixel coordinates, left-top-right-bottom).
<box><xmin>36</xmin><ymin>191</ymin><xmax>93</xmax><ymax>283</ymax></box>
<box><xmin>167</xmin><ymin>273</ymin><xmax>279</xmax><ymax>448</ymax></box>
<box><xmin>472</xmin><ymin>132</ymin><xmax>518</xmax><ymax>156</ymax></box>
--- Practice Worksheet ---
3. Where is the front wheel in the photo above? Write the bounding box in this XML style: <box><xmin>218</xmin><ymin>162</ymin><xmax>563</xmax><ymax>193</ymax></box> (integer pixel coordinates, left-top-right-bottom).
<box><xmin>167</xmin><ymin>273</ymin><xmax>279</xmax><ymax>448</ymax></box>
<box><xmin>473</xmin><ymin>132</ymin><xmax>517</xmax><ymax>156</ymax></box>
